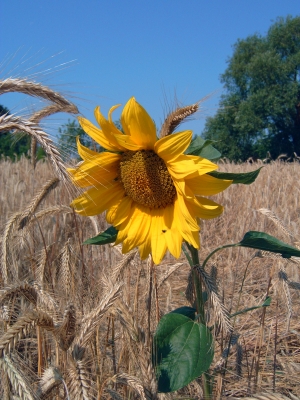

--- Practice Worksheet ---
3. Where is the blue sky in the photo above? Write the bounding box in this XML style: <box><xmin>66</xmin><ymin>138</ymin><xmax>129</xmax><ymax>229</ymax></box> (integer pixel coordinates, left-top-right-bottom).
<box><xmin>1</xmin><ymin>0</ymin><xmax>300</xmax><ymax>139</ymax></box>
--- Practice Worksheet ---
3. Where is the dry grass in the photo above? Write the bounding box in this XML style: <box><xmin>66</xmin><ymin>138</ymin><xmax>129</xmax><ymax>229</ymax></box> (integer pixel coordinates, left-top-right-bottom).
<box><xmin>0</xmin><ymin>79</ymin><xmax>299</xmax><ymax>399</ymax></box>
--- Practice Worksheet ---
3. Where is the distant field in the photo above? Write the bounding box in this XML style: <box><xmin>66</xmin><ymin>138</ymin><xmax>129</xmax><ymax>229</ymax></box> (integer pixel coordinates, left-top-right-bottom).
<box><xmin>0</xmin><ymin>156</ymin><xmax>300</xmax><ymax>399</ymax></box>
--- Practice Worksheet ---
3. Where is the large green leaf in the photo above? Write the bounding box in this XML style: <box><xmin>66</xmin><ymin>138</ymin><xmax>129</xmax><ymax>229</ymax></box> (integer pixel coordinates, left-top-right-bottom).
<box><xmin>83</xmin><ymin>226</ymin><xmax>118</xmax><ymax>245</ymax></box>
<box><xmin>153</xmin><ymin>312</ymin><xmax>214</xmax><ymax>392</ymax></box>
<box><xmin>185</xmin><ymin>136</ymin><xmax>221</xmax><ymax>161</ymax></box>
<box><xmin>238</xmin><ymin>231</ymin><xmax>300</xmax><ymax>258</ymax></box>
<box><xmin>208</xmin><ymin>167</ymin><xmax>262</xmax><ymax>185</ymax></box>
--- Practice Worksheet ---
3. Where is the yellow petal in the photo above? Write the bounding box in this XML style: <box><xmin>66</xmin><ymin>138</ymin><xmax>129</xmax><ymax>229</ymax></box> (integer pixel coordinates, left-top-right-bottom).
<box><xmin>106</xmin><ymin>196</ymin><xmax>133</xmax><ymax>226</ymax></box>
<box><xmin>154</xmin><ymin>130</ymin><xmax>192</xmax><ymax>162</ymax></box>
<box><xmin>121</xmin><ymin>97</ymin><xmax>156</xmax><ymax>149</ymax></box>
<box><xmin>186</xmin><ymin>196</ymin><xmax>224</xmax><ymax>220</ymax></box>
<box><xmin>78</xmin><ymin>116</ymin><xmax>120</xmax><ymax>152</ymax></box>
<box><xmin>139</xmin><ymin>235</ymin><xmax>152</xmax><ymax>260</ymax></box>
<box><xmin>186</xmin><ymin>174</ymin><xmax>232</xmax><ymax>196</ymax></box>
<box><xmin>167</xmin><ymin>155</ymin><xmax>218</xmax><ymax>179</ymax></box>
<box><xmin>163</xmin><ymin>204</ymin><xmax>183</xmax><ymax>258</ymax></box>
<box><xmin>70</xmin><ymin>152</ymin><xmax>121</xmax><ymax>188</ymax></box>
<box><xmin>174</xmin><ymin>198</ymin><xmax>200</xmax><ymax>248</ymax></box>
<box><xmin>76</xmin><ymin>136</ymin><xmax>99</xmax><ymax>161</ymax></box>
<box><xmin>150</xmin><ymin>208</ymin><xmax>168</xmax><ymax>264</ymax></box>
<box><xmin>71</xmin><ymin>182</ymin><xmax>124</xmax><ymax>216</ymax></box>
<box><xmin>176</xmin><ymin>191</ymin><xmax>199</xmax><ymax>231</ymax></box>
<box><xmin>94</xmin><ymin>106</ymin><xmax>125</xmax><ymax>151</ymax></box>
<box><xmin>125</xmin><ymin>205</ymin><xmax>151</xmax><ymax>249</ymax></box>
<box><xmin>113</xmin><ymin>133</ymin><xmax>144</xmax><ymax>151</ymax></box>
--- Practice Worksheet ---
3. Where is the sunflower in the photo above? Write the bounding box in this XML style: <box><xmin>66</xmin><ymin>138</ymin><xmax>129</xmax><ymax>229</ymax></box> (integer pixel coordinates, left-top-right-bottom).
<box><xmin>69</xmin><ymin>97</ymin><xmax>232</xmax><ymax>264</ymax></box>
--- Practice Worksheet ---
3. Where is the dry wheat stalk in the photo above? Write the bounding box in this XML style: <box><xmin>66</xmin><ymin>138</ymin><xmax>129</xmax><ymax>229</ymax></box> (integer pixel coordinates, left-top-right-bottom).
<box><xmin>0</xmin><ymin>354</ymin><xmax>36</xmax><ymax>400</ymax></box>
<box><xmin>0</xmin><ymin>283</ymin><xmax>38</xmax><ymax>306</ymax></box>
<box><xmin>0</xmin><ymin>211</ymin><xmax>22</xmax><ymax>284</ymax></box>
<box><xmin>0</xmin><ymin>78</ymin><xmax>79</xmax><ymax>111</ymax></box>
<box><xmin>112</xmin><ymin>299</ymin><xmax>140</xmax><ymax>342</ymax></box>
<box><xmin>0</xmin><ymin>114</ymin><xmax>71</xmax><ymax>186</ymax></box>
<box><xmin>0</xmin><ymin>310</ymin><xmax>54</xmax><ymax>357</ymax></box>
<box><xmin>105</xmin><ymin>388</ymin><xmax>125</xmax><ymax>400</ymax></box>
<box><xmin>109</xmin><ymin>373</ymin><xmax>149</xmax><ymax>400</ymax></box>
<box><xmin>59</xmin><ymin>239</ymin><xmax>73</xmax><ymax>298</ymax></box>
<box><xmin>66</xmin><ymin>347</ymin><xmax>92</xmax><ymax>400</ymax></box>
<box><xmin>76</xmin><ymin>282</ymin><xmax>122</xmax><ymax>346</ymax></box>
<box><xmin>238</xmin><ymin>393</ymin><xmax>291</xmax><ymax>400</ymax></box>
<box><xmin>258</xmin><ymin>208</ymin><xmax>295</xmax><ymax>240</ymax></box>
<box><xmin>157</xmin><ymin>262</ymin><xmax>185</xmax><ymax>289</ymax></box>
<box><xmin>110</xmin><ymin>249</ymin><xmax>138</xmax><ymax>283</ymax></box>
<box><xmin>38</xmin><ymin>366</ymin><xmax>64</xmax><ymax>397</ymax></box>
<box><xmin>195</xmin><ymin>265</ymin><xmax>233</xmax><ymax>333</ymax></box>
<box><xmin>160</xmin><ymin>103</ymin><xmax>199</xmax><ymax>137</ymax></box>
<box><xmin>18</xmin><ymin>177</ymin><xmax>59</xmax><ymax>229</ymax></box>
<box><xmin>55</xmin><ymin>304</ymin><xmax>76</xmax><ymax>351</ymax></box>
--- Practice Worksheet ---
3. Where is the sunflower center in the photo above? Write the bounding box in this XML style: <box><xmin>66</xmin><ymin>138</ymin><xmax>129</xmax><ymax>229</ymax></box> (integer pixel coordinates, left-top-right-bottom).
<box><xmin>119</xmin><ymin>150</ymin><xmax>176</xmax><ymax>209</ymax></box>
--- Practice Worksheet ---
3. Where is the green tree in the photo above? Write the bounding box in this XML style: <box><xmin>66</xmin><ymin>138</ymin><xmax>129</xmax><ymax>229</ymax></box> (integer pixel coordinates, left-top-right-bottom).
<box><xmin>0</xmin><ymin>105</ymin><xmax>32</xmax><ymax>160</ymax></box>
<box><xmin>203</xmin><ymin>16</ymin><xmax>300</xmax><ymax>161</ymax></box>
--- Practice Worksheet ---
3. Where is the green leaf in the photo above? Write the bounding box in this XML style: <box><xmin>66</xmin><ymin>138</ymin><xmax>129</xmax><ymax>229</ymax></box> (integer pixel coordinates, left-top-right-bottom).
<box><xmin>230</xmin><ymin>296</ymin><xmax>271</xmax><ymax>317</ymax></box>
<box><xmin>208</xmin><ymin>167</ymin><xmax>262</xmax><ymax>185</ymax></box>
<box><xmin>153</xmin><ymin>313</ymin><xmax>214</xmax><ymax>392</ymax></box>
<box><xmin>83</xmin><ymin>226</ymin><xmax>118</xmax><ymax>245</ymax></box>
<box><xmin>238</xmin><ymin>231</ymin><xmax>300</xmax><ymax>258</ymax></box>
<box><xmin>185</xmin><ymin>136</ymin><xmax>221</xmax><ymax>161</ymax></box>
<box><xmin>170</xmin><ymin>306</ymin><xmax>196</xmax><ymax>320</ymax></box>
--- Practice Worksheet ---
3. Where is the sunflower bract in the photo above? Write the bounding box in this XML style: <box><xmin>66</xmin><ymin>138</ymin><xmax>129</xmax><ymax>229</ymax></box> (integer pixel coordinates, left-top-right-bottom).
<box><xmin>69</xmin><ymin>97</ymin><xmax>232</xmax><ymax>264</ymax></box>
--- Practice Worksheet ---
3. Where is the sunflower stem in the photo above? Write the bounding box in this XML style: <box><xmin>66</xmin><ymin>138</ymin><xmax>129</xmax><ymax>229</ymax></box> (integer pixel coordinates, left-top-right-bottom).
<box><xmin>187</xmin><ymin>245</ymin><xmax>212</xmax><ymax>399</ymax></box>
<box><xmin>201</xmin><ymin>243</ymin><xmax>239</xmax><ymax>270</ymax></box>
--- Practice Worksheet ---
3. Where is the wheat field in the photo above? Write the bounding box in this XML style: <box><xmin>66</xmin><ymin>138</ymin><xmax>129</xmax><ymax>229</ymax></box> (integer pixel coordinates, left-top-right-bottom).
<box><xmin>0</xmin><ymin>77</ymin><xmax>300</xmax><ymax>400</ymax></box>
<box><xmin>1</xmin><ymin>155</ymin><xmax>300</xmax><ymax>400</ymax></box>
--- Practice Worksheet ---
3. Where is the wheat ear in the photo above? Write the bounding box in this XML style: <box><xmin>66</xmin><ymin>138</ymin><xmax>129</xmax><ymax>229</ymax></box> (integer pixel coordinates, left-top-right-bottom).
<box><xmin>0</xmin><ymin>211</ymin><xmax>22</xmax><ymax>284</ymax></box>
<box><xmin>55</xmin><ymin>304</ymin><xmax>76</xmax><ymax>351</ymax></box>
<box><xmin>66</xmin><ymin>346</ymin><xmax>91</xmax><ymax>400</ymax></box>
<box><xmin>0</xmin><ymin>114</ymin><xmax>71</xmax><ymax>185</ymax></box>
<box><xmin>18</xmin><ymin>177</ymin><xmax>59</xmax><ymax>229</ymax></box>
<box><xmin>258</xmin><ymin>208</ymin><xmax>295</xmax><ymax>240</ymax></box>
<box><xmin>195</xmin><ymin>265</ymin><xmax>233</xmax><ymax>333</ymax></box>
<box><xmin>0</xmin><ymin>283</ymin><xmax>38</xmax><ymax>306</ymax></box>
<box><xmin>160</xmin><ymin>103</ymin><xmax>199</xmax><ymax>137</ymax></box>
<box><xmin>38</xmin><ymin>366</ymin><xmax>64</xmax><ymax>397</ymax></box>
<box><xmin>76</xmin><ymin>282</ymin><xmax>121</xmax><ymax>346</ymax></box>
<box><xmin>0</xmin><ymin>310</ymin><xmax>54</xmax><ymax>357</ymax></box>
<box><xmin>109</xmin><ymin>373</ymin><xmax>149</xmax><ymax>400</ymax></box>
<box><xmin>0</xmin><ymin>78</ymin><xmax>79</xmax><ymax>111</ymax></box>
<box><xmin>0</xmin><ymin>354</ymin><xmax>36</xmax><ymax>400</ymax></box>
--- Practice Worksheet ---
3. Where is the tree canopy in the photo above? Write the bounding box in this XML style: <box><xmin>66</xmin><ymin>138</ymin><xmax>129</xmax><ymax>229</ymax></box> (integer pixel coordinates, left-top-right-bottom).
<box><xmin>203</xmin><ymin>16</ymin><xmax>300</xmax><ymax>161</ymax></box>
<box><xmin>0</xmin><ymin>105</ymin><xmax>33</xmax><ymax>160</ymax></box>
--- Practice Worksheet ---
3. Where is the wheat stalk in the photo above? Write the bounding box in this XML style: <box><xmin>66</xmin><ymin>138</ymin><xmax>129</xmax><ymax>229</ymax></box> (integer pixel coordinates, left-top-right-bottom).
<box><xmin>0</xmin><ymin>310</ymin><xmax>54</xmax><ymax>357</ymax></box>
<box><xmin>160</xmin><ymin>103</ymin><xmax>199</xmax><ymax>137</ymax></box>
<box><xmin>195</xmin><ymin>265</ymin><xmax>233</xmax><ymax>333</ymax></box>
<box><xmin>66</xmin><ymin>346</ymin><xmax>92</xmax><ymax>400</ymax></box>
<box><xmin>109</xmin><ymin>373</ymin><xmax>149</xmax><ymax>400</ymax></box>
<box><xmin>0</xmin><ymin>353</ymin><xmax>36</xmax><ymax>400</ymax></box>
<box><xmin>18</xmin><ymin>177</ymin><xmax>59</xmax><ymax>229</ymax></box>
<box><xmin>55</xmin><ymin>304</ymin><xmax>76</xmax><ymax>351</ymax></box>
<box><xmin>0</xmin><ymin>114</ymin><xmax>71</xmax><ymax>186</ymax></box>
<box><xmin>0</xmin><ymin>78</ymin><xmax>79</xmax><ymax>110</ymax></box>
<box><xmin>0</xmin><ymin>211</ymin><xmax>23</xmax><ymax>283</ymax></box>
<box><xmin>76</xmin><ymin>282</ymin><xmax>122</xmax><ymax>346</ymax></box>
<box><xmin>258</xmin><ymin>208</ymin><xmax>295</xmax><ymax>240</ymax></box>
<box><xmin>38</xmin><ymin>366</ymin><xmax>64</xmax><ymax>397</ymax></box>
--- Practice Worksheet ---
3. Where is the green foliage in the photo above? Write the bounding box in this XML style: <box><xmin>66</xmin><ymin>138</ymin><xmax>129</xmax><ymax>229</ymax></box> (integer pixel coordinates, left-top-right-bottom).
<box><xmin>153</xmin><ymin>308</ymin><xmax>214</xmax><ymax>392</ymax></box>
<box><xmin>0</xmin><ymin>105</ymin><xmax>33</xmax><ymax>161</ymax></box>
<box><xmin>185</xmin><ymin>136</ymin><xmax>221</xmax><ymax>161</ymax></box>
<box><xmin>238</xmin><ymin>231</ymin><xmax>300</xmax><ymax>258</ymax></box>
<box><xmin>203</xmin><ymin>16</ymin><xmax>300</xmax><ymax>161</ymax></box>
<box><xmin>57</xmin><ymin>119</ymin><xmax>99</xmax><ymax>160</ymax></box>
<box><xmin>83</xmin><ymin>226</ymin><xmax>118</xmax><ymax>245</ymax></box>
<box><xmin>208</xmin><ymin>166</ymin><xmax>263</xmax><ymax>184</ymax></box>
